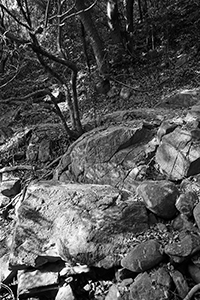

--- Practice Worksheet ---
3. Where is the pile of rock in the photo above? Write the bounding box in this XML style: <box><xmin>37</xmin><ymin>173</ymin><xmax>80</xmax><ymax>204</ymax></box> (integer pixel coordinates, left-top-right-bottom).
<box><xmin>2</xmin><ymin>104</ymin><xmax>200</xmax><ymax>299</ymax></box>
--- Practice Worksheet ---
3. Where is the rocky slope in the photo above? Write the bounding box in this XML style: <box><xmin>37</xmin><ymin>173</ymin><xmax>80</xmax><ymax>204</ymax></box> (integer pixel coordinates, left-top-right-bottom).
<box><xmin>1</xmin><ymin>89</ymin><xmax>200</xmax><ymax>299</ymax></box>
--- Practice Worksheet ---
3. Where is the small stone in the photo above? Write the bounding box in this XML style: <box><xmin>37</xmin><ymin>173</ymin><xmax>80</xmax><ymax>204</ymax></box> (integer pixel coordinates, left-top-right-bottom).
<box><xmin>170</xmin><ymin>270</ymin><xmax>189</xmax><ymax>299</ymax></box>
<box><xmin>121</xmin><ymin>240</ymin><xmax>164</xmax><ymax>272</ymax></box>
<box><xmin>176</xmin><ymin>191</ymin><xmax>198</xmax><ymax>217</ymax></box>
<box><xmin>129</xmin><ymin>269</ymin><xmax>170</xmax><ymax>300</ymax></box>
<box><xmin>120</xmin><ymin>87</ymin><xmax>131</xmax><ymax>100</ymax></box>
<box><xmin>188</xmin><ymin>263</ymin><xmax>200</xmax><ymax>283</ymax></box>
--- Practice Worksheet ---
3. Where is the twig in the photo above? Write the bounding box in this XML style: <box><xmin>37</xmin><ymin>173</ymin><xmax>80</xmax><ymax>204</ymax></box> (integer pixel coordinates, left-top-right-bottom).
<box><xmin>183</xmin><ymin>283</ymin><xmax>200</xmax><ymax>300</ymax></box>
<box><xmin>0</xmin><ymin>89</ymin><xmax>49</xmax><ymax>104</ymax></box>
<box><xmin>0</xmin><ymin>282</ymin><xmax>15</xmax><ymax>300</ymax></box>
<box><xmin>111</xmin><ymin>77</ymin><xmax>151</xmax><ymax>93</ymax></box>
<box><xmin>45</xmin><ymin>155</ymin><xmax>62</xmax><ymax>169</ymax></box>
<box><xmin>60</xmin><ymin>0</ymin><xmax>97</xmax><ymax>24</ymax></box>
<box><xmin>0</xmin><ymin>62</ymin><xmax>21</xmax><ymax>89</ymax></box>
<box><xmin>0</xmin><ymin>165</ymin><xmax>33</xmax><ymax>174</ymax></box>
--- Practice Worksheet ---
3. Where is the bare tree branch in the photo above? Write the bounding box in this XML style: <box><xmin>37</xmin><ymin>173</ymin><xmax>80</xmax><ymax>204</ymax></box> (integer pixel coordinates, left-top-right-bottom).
<box><xmin>49</xmin><ymin>1</ymin><xmax>76</xmax><ymax>22</ymax></box>
<box><xmin>0</xmin><ymin>3</ymin><xmax>31</xmax><ymax>30</ymax></box>
<box><xmin>60</xmin><ymin>0</ymin><xmax>97</xmax><ymax>24</ymax></box>
<box><xmin>0</xmin><ymin>24</ymin><xmax>30</xmax><ymax>44</ymax></box>
<box><xmin>0</xmin><ymin>62</ymin><xmax>21</xmax><ymax>89</ymax></box>
<box><xmin>183</xmin><ymin>283</ymin><xmax>200</xmax><ymax>300</ymax></box>
<box><xmin>16</xmin><ymin>0</ymin><xmax>32</xmax><ymax>28</ymax></box>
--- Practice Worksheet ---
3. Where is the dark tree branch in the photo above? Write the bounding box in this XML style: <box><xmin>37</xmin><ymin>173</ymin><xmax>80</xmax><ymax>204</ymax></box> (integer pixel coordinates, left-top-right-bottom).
<box><xmin>0</xmin><ymin>4</ymin><xmax>31</xmax><ymax>30</ymax></box>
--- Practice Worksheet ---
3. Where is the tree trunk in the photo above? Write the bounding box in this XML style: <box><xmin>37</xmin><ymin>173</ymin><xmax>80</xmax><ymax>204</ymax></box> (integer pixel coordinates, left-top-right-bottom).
<box><xmin>107</xmin><ymin>0</ymin><xmax>122</xmax><ymax>45</ymax></box>
<box><xmin>125</xmin><ymin>0</ymin><xmax>134</xmax><ymax>53</ymax></box>
<box><xmin>75</xmin><ymin>0</ymin><xmax>109</xmax><ymax>76</ymax></box>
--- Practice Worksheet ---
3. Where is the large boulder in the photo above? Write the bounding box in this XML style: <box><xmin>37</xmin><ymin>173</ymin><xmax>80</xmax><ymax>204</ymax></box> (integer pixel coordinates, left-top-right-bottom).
<box><xmin>54</xmin><ymin>124</ymin><xmax>155</xmax><ymax>191</ymax></box>
<box><xmin>9</xmin><ymin>181</ymin><xmax>148</xmax><ymax>270</ymax></box>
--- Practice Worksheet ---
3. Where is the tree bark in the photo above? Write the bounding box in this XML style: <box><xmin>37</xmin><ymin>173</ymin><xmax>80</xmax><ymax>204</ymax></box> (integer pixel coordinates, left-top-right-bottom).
<box><xmin>75</xmin><ymin>0</ymin><xmax>109</xmax><ymax>76</ymax></box>
<box><xmin>125</xmin><ymin>0</ymin><xmax>134</xmax><ymax>53</ymax></box>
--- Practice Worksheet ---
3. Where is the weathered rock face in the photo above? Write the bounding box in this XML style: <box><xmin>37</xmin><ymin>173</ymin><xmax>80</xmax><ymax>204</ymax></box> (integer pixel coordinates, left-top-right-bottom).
<box><xmin>136</xmin><ymin>180</ymin><xmax>179</xmax><ymax>219</ymax></box>
<box><xmin>55</xmin><ymin>123</ymin><xmax>154</xmax><ymax>191</ymax></box>
<box><xmin>10</xmin><ymin>181</ymin><xmax>148</xmax><ymax>269</ymax></box>
<box><xmin>156</xmin><ymin>127</ymin><xmax>200</xmax><ymax>180</ymax></box>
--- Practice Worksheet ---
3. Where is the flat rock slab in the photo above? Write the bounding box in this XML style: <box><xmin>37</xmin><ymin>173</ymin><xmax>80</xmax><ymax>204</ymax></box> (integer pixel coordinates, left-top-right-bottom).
<box><xmin>10</xmin><ymin>181</ymin><xmax>148</xmax><ymax>269</ymax></box>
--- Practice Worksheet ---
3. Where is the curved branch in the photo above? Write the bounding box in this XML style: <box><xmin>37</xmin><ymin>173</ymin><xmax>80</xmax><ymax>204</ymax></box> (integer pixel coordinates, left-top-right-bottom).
<box><xmin>0</xmin><ymin>282</ymin><xmax>15</xmax><ymax>300</ymax></box>
<box><xmin>31</xmin><ymin>43</ymin><xmax>78</xmax><ymax>72</ymax></box>
<box><xmin>183</xmin><ymin>283</ymin><xmax>200</xmax><ymax>300</ymax></box>
<box><xmin>49</xmin><ymin>1</ymin><xmax>76</xmax><ymax>22</ymax></box>
<box><xmin>60</xmin><ymin>0</ymin><xmax>97</xmax><ymax>24</ymax></box>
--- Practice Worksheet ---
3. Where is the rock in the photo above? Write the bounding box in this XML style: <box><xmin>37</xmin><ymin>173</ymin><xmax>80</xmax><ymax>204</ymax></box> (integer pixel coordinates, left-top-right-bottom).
<box><xmin>129</xmin><ymin>268</ymin><xmax>171</xmax><ymax>300</ymax></box>
<box><xmin>180</xmin><ymin>176</ymin><xmax>200</xmax><ymax>195</ymax></box>
<box><xmin>155</xmin><ymin>127</ymin><xmax>200</xmax><ymax>180</ymax></box>
<box><xmin>172</xmin><ymin>214</ymin><xmax>195</xmax><ymax>231</ymax></box>
<box><xmin>170</xmin><ymin>269</ymin><xmax>189</xmax><ymax>299</ymax></box>
<box><xmin>164</xmin><ymin>232</ymin><xmax>200</xmax><ymax>263</ymax></box>
<box><xmin>17</xmin><ymin>261</ymin><xmax>65</xmax><ymax>298</ymax></box>
<box><xmin>120</xmin><ymin>87</ymin><xmax>131</xmax><ymax>100</ymax></box>
<box><xmin>1</xmin><ymin>179</ymin><xmax>21</xmax><ymax>198</ymax></box>
<box><xmin>26</xmin><ymin>124</ymin><xmax>67</xmax><ymax>162</ymax></box>
<box><xmin>191</xmin><ymin>251</ymin><xmax>200</xmax><ymax>268</ymax></box>
<box><xmin>55</xmin><ymin>285</ymin><xmax>75</xmax><ymax>300</ymax></box>
<box><xmin>9</xmin><ymin>181</ymin><xmax>149</xmax><ymax>269</ymax></box>
<box><xmin>0</xmin><ymin>126</ymin><xmax>13</xmax><ymax>145</ymax></box>
<box><xmin>105</xmin><ymin>284</ymin><xmax>123</xmax><ymax>300</ymax></box>
<box><xmin>160</xmin><ymin>88</ymin><xmax>200</xmax><ymax>108</ymax></box>
<box><xmin>188</xmin><ymin>263</ymin><xmax>200</xmax><ymax>283</ymax></box>
<box><xmin>96</xmin><ymin>79</ymin><xmax>110</xmax><ymax>94</ymax></box>
<box><xmin>175</xmin><ymin>191</ymin><xmax>198</xmax><ymax>217</ymax></box>
<box><xmin>55</xmin><ymin>124</ymin><xmax>154</xmax><ymax>192</ymax></box>
<box><xmin>136</xmin><ymin>180</ymin><xmax>179</xmax><ymax>219</ymax></box>
<box><xmin>0</xmin><ymin>182</ymin><xmax>13</xmax><ymax>208</ymax></box>
<box><xmin>121</xmin><ymin>240</ymin><xmax>164</xmax><ymax>272</ymax></box>
<box><xmin>38</xmin><ymin>138</ymin><xmax>51</xmax><ymax>162</ymax></box>
<box><xmin>0</xmin><ymin>253</ymin><xmax>16</xmax><ymax>283</ymax></box>
<box><xmin>157</xmin><ymin>120</ymin><xmax>178</xmax><ymax>141</ymax></box>
<box><xmin>115</xmin><ymin>268</ymin><xmax>137</xmax><ymax>281</ymax></box>
<box><xmin>187</xmin><ymin>104</ymin><xmax>200</xmax><ymax>121</ymax></box>
<box><xmin>193</xmin><ymin>202</ymin><xmax>200</xmax><ymax>230</ymax></box>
